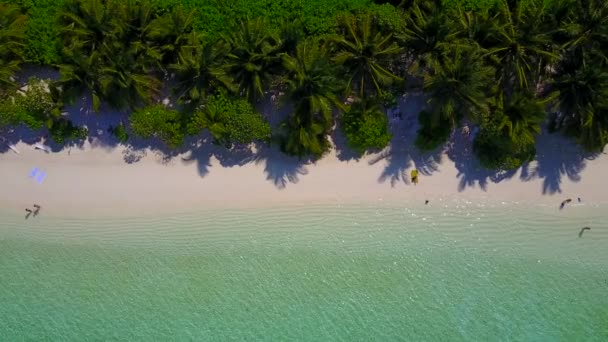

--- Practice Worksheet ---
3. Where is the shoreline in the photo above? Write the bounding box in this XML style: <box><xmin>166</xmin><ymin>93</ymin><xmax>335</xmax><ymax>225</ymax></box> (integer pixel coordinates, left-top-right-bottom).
<box><xmin>1</xmin><ymin>131</ymin><xmax>607</xmax><ymax>219</ymax></box>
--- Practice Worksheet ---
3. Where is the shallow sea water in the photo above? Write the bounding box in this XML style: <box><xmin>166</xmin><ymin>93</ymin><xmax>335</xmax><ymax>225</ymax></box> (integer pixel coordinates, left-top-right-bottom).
<box><xmin>1</xmin><ymin>200</ymin><xmax>607</xmax><ymax>340</ymax></box>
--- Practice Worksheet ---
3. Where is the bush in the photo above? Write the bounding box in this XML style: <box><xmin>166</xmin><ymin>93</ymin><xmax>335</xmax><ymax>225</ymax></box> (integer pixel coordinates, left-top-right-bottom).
<box><xmin>0</xmin><ymin>78</ymin><xmax>58</xmax><ymax>130</ymax></box>
<box><xmin>130</xmin><ymin>105</ymin><xmax>185</xmax><ymax>148</ymax></box>
<box><xmin>108</xmin><ymin>122</ymin><xmax>129</xmax><ymax>143</ymax></box>
<box><xmin>414</xmin><ymin>110</ymin><xmax>452</xmax><ymax>151</ymax></box>
<box><xmin>189</xmin><ymin>94</ymin><xmax>271</xmax><ymax>147</ymax></box>
<box><xmin>473</xmin><ymin>116</ymin><xmax>535</xmax><ymax>170</ymax></box>
<box><xmin>341</xmin><ymin>100</ymin><xmax>391</xmax><ymax>154</ymax></box>
<box><xmin>48</xmin><ymin>118</ymin><xmax>87</xmax><ymax>144</ymax></box>
<box><xmin>9</xmin><ymin>0</ymin><xmax>65</xmax><ymax>64</ymax></box>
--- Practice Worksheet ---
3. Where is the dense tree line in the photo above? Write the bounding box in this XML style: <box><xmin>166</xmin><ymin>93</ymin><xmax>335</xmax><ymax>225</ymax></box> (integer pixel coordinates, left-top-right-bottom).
<box><xmin>1</xmin><ymin>0</ymin><xmax>607</xmax><ymax>169</ymax></box>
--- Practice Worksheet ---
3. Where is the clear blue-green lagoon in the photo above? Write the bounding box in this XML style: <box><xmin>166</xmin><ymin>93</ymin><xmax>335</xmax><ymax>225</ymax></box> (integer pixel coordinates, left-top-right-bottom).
<box><xmin>1</xmin><ymin>201</ymin><xmax>607</xmax><ymax>340</ymax></box>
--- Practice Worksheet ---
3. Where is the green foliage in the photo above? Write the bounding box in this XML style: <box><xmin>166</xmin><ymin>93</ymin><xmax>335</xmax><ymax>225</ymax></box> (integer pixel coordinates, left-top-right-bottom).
<box><xmin>474</xmin><ymin>116</ymin><xmax>535</xmax><ymax>170</ymax></box>
<box><xmin>473</xmin><ymin>92</ymin><xmax>545</xmax><ymax>170</ymax></box>
<box><xmin>415</xmin><ymin>110</ymin><xmax>452</xmax><ymax>151</ymax></box>
<box><xmin>280</xmin><ymin>39</ymin><xmax>343</xmax><ymax>157</ymax></box>
<box><xmin>0</xmin><ymin>78</ymin><xmax>58</xmax><ymax>130</ymax></box>
<box><xmin>331</xmin><ymin>11</ymin><xmax>402</xmax><ymax>96</ymax></box>
<box><xmin>0</xmin><ymin>2</ymin><xmax>26</xmax><ymax>90</ymax></box>
<box><xmin>48</xmin><ymin>118</ymin><xmax>87</xmax><ymax>144</ymax></box>
<box><xmin>341</xmin><ymin>98</ymin><xmax>391</xmax><ymax>154</ymax></box>
<box><xmin>188</xmin><ymin>93</ymin><xmax>270</xmax><ymax>147</ymax></box>
<box><xmin>17</xmin><ymin>0</ymin><xmax>65</xmax><ymax>64</ymax></box>
<box><xmin>129</xmin><ymin>105</ymin><xmax>185</xmax><ymax>148</ymax></box>
<box><xmin>223</xmin><ymin>17</ymin><xmax>279</xmax><ymax>103</ymax></box>
<box><xmin>108</xmin><ymin>122</ymin><xmax>129</xmax><ymax>143</ymax></box>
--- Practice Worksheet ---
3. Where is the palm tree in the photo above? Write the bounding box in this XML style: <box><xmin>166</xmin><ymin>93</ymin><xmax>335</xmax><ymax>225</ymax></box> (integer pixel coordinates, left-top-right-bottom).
<box><xmin>331</xmin><ymin>12</ymin><xmax>402</xmax><ymax>97</ymax></box>
<box><xmin>223</xmin><ymin>17</ymin><xmax>279</xmax><ymax>103</ymax></box>
<box><xmin>496</xmin><ymin>91</ymin><xmax>546</xmax><ymax>146</ymax></box>
<box><xmin>97</xmin><ymin>41</ymin><xmax>161</xmax><ymax>110</ymax></box>
<box><xmin>171</xmin><ymin>33</ymin><xmax>236</xmax><ymax>106</ymax></box>
<box><xmin>422</xmin><ymin>46</ymin><xmax>495</xmax><ymax>129</ymax></box>
<box><xmin>280</xmin><ymin>39</ymin><xmax>343</xmax><ymax>157</ymax></box>
<box><xmin>548</xmin><ymin>53</ymin><xmax>608</xmax><ymax>150</ymax></box>
<box><xmin>0</xmin><ymin>3</ymin><xmax>26</xmax><ymax>91</ymax></box>
<box><xmin>276</xmin><ymin>18</ymin><xmax>305</xmax><ymax>56</ymax></box>
<box><xmin>147</xmin><ymin>5</ymin><xmax>195</xmax><ymax>64</ymax></box>
<box><xmin>483</xmin><ymin>0</ymin><xmax>558</xmax><ymax>92</ymax></box>
<box><xmin>60</xmin><ymin>0</ymin><xmax>118</xmax><ymax>54</ymax></box>
<box><xmin>563</xmin><ymin>0</ymin><xmax>608</xmax><ymax>64</ymax></box>
<box><xmin>57</xmin><ymin>50</ymin><xmax>105</xmax><ymax>111</ymax></box>
<box><xmin>398</xmin><ymin>1</ymin><xmax>460</xmax><ymax>75</ymax></box>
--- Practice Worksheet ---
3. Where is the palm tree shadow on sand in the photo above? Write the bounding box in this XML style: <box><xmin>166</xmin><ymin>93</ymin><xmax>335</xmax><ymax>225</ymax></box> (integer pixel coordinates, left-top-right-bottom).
<box><xmin>251</xmin><ymin>145</ymin><xmax>309</xmax><ymax>189</ymax></box>
<box><xmin>446</xmin><ymin>129</ymin><xmax>517</xmax><ymax>192</ymax></box>
<box><xmin>368</xmin><ymin>115</ymin><xmax>443</xmax><ymax>187</ymax></box>
<box><xmin>447</xmin><ymin>127</ymin><xmax>600</xmax><ymax>194</ymax></box>
<box><xmin>519</xmin><ymin>130</ymin><xmax>601</xmax><ymax>194</ymax></box>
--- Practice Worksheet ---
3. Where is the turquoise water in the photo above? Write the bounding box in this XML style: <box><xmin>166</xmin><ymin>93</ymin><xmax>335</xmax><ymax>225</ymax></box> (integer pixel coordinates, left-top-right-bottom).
<box><xmin>1</xmin><ymin>201</ymin><xmax>607</xmax><ymax>340</ymax></box>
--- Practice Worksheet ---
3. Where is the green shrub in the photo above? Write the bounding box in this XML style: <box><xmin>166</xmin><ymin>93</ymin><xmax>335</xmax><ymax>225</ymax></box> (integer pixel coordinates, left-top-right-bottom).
<box><xmin>414</xmin><ymin>110</ymin><xmax>452</xmax><ymax>151</ymax></box>
<box><xmin>341</xmin><ymin>100</ymin><xmax>391</xmax><ymax>154</ymax></box>
<box><xmin>108</xmin><ymin>122</ymin><xmax>129</xmax><ymax>143</ymax></box>
<box><xmin>9</xmin><ymin>0</ymin><xmax>65</xmax><ymax>64</ymax></box>
<box><xmin>0</xmin><ymin>78</ymin><xmax>58</xmax><ymax>130</ymax></box>
<box><xmin>130</xmin><ymin>105</ymin><xmax>185</xmax><ymax>148</ymax></box>
<box><xmin>48</xmin><ymin>118</ymin><xmax>87</xmax><ymax>144</ymax></box>
<box><xmin>189</xmin><ymin>94</ymin><xmax>271</xmax><ymax>147</ymax></box>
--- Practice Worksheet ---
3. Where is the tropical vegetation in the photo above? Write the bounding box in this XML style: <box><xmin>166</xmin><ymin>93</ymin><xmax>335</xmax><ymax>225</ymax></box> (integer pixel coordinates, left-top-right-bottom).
<box><xmin>1</xmin><ymin>0</ymin><xmax>608</xmax><ymax>170</ymax></box>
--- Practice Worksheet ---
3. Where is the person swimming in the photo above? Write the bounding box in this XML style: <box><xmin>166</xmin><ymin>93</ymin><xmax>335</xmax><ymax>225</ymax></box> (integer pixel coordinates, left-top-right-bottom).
<box><xmin>25</xmin><ymin>208</ymin><xmax>32</xmax><ymax>219</ymax></box>
<box><xmin>425</xmin><ymin>200</ymin><xmax>429</xmax><ymax>205</ymax></box>
<box><xmin>578</xmin><ymin>226</ymin><xmax>591</xmax><ymax>238</ymax></box>
<box><xmin>560</xmin><ymin>198</ymin><xmax>572</xmax><ymax>210</ymax></box>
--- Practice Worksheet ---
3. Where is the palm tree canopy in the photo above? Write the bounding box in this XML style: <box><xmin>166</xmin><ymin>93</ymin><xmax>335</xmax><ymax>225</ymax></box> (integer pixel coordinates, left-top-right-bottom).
<box><xmin>223</xmin><ymin>18</ymin><xmax>279</xmax><ymax>103</ymax></box>
<box><xmin>331</xmin><ymin>12</ymin><xmax>403</xmax><ymax>96</ymax></box>
<box><xmin>0</xmin><ymin>3</ymin><xmax>26</xmax><ymax>91</ymax></box>
<box><xmin>483</xmin><ymin>0</ymin><xmax>558</xmax><ymax>91</ymax></box>
<box><xmin>423</xmin><ymin>46</ymin><xmax>495</xmax><ymax>128</ymax></box>
<box><xmin>496</xmin><ymin>91</ymin><xmax>546</xmax><ymax>146</ymax></box>
<box><xmin>171</xmin><ymin>32</ymin><xmax>236</xmax><ymax>106</ymax></box>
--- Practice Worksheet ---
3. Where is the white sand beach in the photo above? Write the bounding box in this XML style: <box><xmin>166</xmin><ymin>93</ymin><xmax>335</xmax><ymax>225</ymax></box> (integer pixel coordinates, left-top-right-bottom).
<box><xmin>1</xmin><ymin>128</ymin><xmax>607</xmax><ymax>218</ymax></box>
<box><xmin>1</xmin><ymin>72</ymin><xmax>607</xmax><ymax>218</ymax></box>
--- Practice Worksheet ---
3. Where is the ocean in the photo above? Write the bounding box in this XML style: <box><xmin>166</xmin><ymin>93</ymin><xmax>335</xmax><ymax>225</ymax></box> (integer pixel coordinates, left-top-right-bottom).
<box><xmin>1</xmin><ymin>200</ymin><xmax>607</xmax><ymax>340</ymax></box>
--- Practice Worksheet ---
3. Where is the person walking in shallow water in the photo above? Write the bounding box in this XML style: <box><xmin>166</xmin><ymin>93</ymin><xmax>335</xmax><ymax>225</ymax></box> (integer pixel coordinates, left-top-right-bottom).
<box><xmin>33</xmin><ymin>204</ymin><xmax>41</xmax><ymax>217</ymax></box>
<box><xmin>25</xmin><ymin>208</ymin><xmax>32</xmax><ymax>219</ymax></box>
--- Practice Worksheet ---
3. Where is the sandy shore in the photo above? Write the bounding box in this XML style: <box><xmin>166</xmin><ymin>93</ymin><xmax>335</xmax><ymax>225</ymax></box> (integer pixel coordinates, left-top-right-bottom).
<box><xmin>1</xmin><ymin>129</ymin><xmax>607</xmax><ymax>218</ymax></box>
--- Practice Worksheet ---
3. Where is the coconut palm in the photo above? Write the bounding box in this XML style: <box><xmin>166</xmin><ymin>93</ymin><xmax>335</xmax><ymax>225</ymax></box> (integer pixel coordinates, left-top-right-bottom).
<box><xmin>398</xmin><ymin>1</ymin><xmax>460</xmax><ymax>75</ymax></box>
<box><xmin>496</xmin><ymin>91</ymin><xmax>546</xmax><ymax>146</ymax></box>
<box><xmin>147</xmin><ymin>5</ymin><xmax>195</xmax><ymax>64</ymax></box>
<box><xmin>97</xmin><ymin>41</ymin><xmax>162</xmax><ymax>110</ymax></box>
<box><xmin>548</xmin><ymin>53</ymin><xmax>608</xmax><ymax>150</ymax></box>
<box><xmin>171</xmin><ymin>33</ymin><xmax>236</xmax><ymax>105</ymax></box>
<box><xmin>280</xmin><ymin>39</ymin><xmax>343</xmax><ymax>157</ymax></box>
<box><xmin>276</xmin><ymin>18</ymin><xmax>305</xmax><ymax>56</ymax></box>
<box><xmin>563</xmin><ymin>0</ymin><xmax>608</xmax><ymax>64</ymax></box>
<box><xmin>60</xmin><ymin>0</ymin><xmax>118</xmax><ymax>54</ymax></box>
<box><xmin>483</xmin><ymin>0</ymin><xmax>558</xmax><ymax>92</ymax></box>
<box><xmin>0</xmin><ymin>3</ymin><xmax>26</xmax><ymax>91</ymax></box>
<box><xmin>223</xmin><ymin>17</ymin><xmax>279</xmax><ymax>103</ymax></box>
<box><xmin>57</xmin><ymin>50</ymin><xmax>106</xmax><ymax>111</ymax></box>
<box><xmin>331</xmin><ymin>12</ymin><xmax>402</xmax><ymax>97</ymax></box>
<box><xmin>422</xmin><ymin>46</ymin><xmax>495</xmax><ymax>129</ymax></box>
